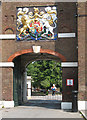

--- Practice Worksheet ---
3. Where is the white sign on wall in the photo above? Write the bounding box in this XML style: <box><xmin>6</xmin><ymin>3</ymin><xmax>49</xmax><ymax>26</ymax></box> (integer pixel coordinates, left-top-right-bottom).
<box><xmin>66</xmin><ymin>79</ymin><xmax>74</xmax><ymax>86</ymax></box>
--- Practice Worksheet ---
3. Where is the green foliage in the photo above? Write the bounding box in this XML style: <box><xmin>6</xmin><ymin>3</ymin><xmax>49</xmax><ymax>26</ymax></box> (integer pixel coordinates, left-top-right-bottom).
<box><xmin>27</xmin><ymin>60</ymin><xmax>62</xmax><ymax>90</ymax></box>
<box><xmin>41</xmin><ymin>79</ymin><xmax>50</xmax><ymax>89</ymax></box>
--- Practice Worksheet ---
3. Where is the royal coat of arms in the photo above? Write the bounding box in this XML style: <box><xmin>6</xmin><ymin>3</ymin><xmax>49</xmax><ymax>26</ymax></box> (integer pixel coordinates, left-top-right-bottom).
<box><xmin>16</xmin><ymin>6</ymin><xmax>57</xmax><ymax>41</ymax></box>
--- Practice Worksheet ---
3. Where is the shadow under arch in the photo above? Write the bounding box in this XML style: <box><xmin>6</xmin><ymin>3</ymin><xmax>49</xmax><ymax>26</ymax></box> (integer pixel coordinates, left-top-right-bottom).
<box><xmin>8</xmin><ymin>48</ymin><xmax>66</xmax><ymax>62</ymax></box>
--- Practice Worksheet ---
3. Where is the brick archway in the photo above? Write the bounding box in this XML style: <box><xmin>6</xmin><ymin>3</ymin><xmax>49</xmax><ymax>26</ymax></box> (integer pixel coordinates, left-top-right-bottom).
<box><xmin>8</xmin><ymin>48</ymin><xmax>66</xmax><ymax>62</ymax></box>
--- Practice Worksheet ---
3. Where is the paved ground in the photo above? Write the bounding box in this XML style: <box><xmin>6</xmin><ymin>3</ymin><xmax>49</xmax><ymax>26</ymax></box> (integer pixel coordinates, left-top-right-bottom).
<box><xmin>80</xmin><ymin>110</ymin><xmax>87</xmax><ymax>119</ymax></box>
<box><xmin>1</xmin><ymin>104</ymin><xmax>84</xmax><ymax>118</ymax></box>
<box><xmin>0</xmin><ymin>96</ymin><xmax>85</xmax><ymax>119</ymax></box>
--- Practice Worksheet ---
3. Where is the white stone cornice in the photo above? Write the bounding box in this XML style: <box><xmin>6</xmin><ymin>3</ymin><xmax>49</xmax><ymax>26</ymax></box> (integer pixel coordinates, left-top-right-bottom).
<box><xmin>58</xmin><ymin>33</ymin><xmax>76</xmax><ymax>38</ymax></box>
<box><xmin>0</xmin><ymin>34</ymin><xmax>16</xmax><ymax>39</ymax></box>
<box><xmin>61</xmin><ymin>62</ymin><xmax>78</xmax><ymax>67</ymax></box>
<box><xmin>0</xmin><ymin>33</ymin><xmax>76</xmax><ymax>40</ymax></box>
<box><xmin>0</xmin><ymin>62</ymin><xmax>14</xmax><ymax>67</ymax></box>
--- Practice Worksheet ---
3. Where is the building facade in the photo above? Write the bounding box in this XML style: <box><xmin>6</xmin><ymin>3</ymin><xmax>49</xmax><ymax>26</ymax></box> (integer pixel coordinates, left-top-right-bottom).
<box><xmin>0</xmin><ymin>0</ymin><xmax>87</xmax><ymax>110</ymax></box>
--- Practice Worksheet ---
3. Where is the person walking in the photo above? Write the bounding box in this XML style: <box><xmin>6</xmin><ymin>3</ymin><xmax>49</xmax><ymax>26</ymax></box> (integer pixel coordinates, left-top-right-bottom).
<box><xmin>51</xmin><ymin>84</ymin><xmax>56</xmax><ymax>95</ymax></box>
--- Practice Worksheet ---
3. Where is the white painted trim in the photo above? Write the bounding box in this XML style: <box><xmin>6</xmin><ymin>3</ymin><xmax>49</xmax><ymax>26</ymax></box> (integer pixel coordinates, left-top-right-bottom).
<box><xmin>0</xmin><ymin>101</ymin><xmax>14</xmax><ymax>108</ymax></box>
<box><xmin>0</xmin><ymin>62</ymin><xmax>14</xmax><ymax>67</ymax></box>
<box><xmin>61</xmin><ymin>62</ymin><xmax>78</xmax><ymax>67</ymax></box>
<box><xmin>0</xmin><ymin>33</ymin><xmax>75</xmax><ymax>40</ymax></box>
<box><xmin>61</xmin><ymin>102</ymin><xmax>72</xmax><ymax>110</ymax></box>
<box><xmin>58</xmin><ymin>33</ymin><xmax>75</xmax><ymax>38</ymax></box>
<box><xmin>78</xmin><ymin>101</ymin><xmax>87</xmax><ymax>110</ymax></box>
<box><xmin>0</xmin><ymin>34</ymin><xmax>16</xmax><ymax>39</ymax></box>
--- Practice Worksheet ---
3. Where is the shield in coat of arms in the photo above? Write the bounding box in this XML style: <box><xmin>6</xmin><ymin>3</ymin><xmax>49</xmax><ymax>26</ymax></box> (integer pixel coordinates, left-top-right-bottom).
<box><xmin>16</xmin><ymin>6</ymin><xmax>57</xmax><ymax>41</ymax></box>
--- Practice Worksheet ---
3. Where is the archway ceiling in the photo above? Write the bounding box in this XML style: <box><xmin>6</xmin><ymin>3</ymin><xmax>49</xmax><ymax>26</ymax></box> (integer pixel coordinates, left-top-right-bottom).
<box><xmin>14</xmin><ymin>53</ymin><xmax>61</xmax><ymax>70</ymax></box>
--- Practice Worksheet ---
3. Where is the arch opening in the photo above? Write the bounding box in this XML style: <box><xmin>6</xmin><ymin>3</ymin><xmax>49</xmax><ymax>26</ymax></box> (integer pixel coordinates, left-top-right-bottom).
<box><xmin>26</xmin><ymin>60</ymin><xmax>62</xmax><ymax>102</ymax></box>
<box><xmin>12</xmin><ymin>51</ymin><xmax>64</xmax><ymax>107</ymax></box>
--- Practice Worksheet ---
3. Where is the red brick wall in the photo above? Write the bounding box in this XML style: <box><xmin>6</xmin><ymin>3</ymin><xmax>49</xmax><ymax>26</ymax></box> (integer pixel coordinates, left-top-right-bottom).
<box><xmin>78</xmin><ymin>2</ymin><xmax>86</xmax><ymax>101</ymax></box>
<box><xmin>2</xmin><ymin>68</ymin><xmax>13</xmax><ymax>101</ymax></box>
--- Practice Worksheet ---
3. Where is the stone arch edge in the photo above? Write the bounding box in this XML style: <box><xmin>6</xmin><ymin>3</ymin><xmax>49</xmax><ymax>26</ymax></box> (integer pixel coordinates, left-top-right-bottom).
<box><xmin>8</xmin><ymin>48</ymin><xmax>66</xmax><ymax>62</ymax></box>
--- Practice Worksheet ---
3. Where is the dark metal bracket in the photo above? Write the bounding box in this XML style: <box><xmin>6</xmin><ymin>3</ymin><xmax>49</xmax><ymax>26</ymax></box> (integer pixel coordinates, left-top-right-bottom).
<box><xmin>75</xmin><ymin>14</ymin><xmax>87</xmax><ymax>17</ymax></box>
